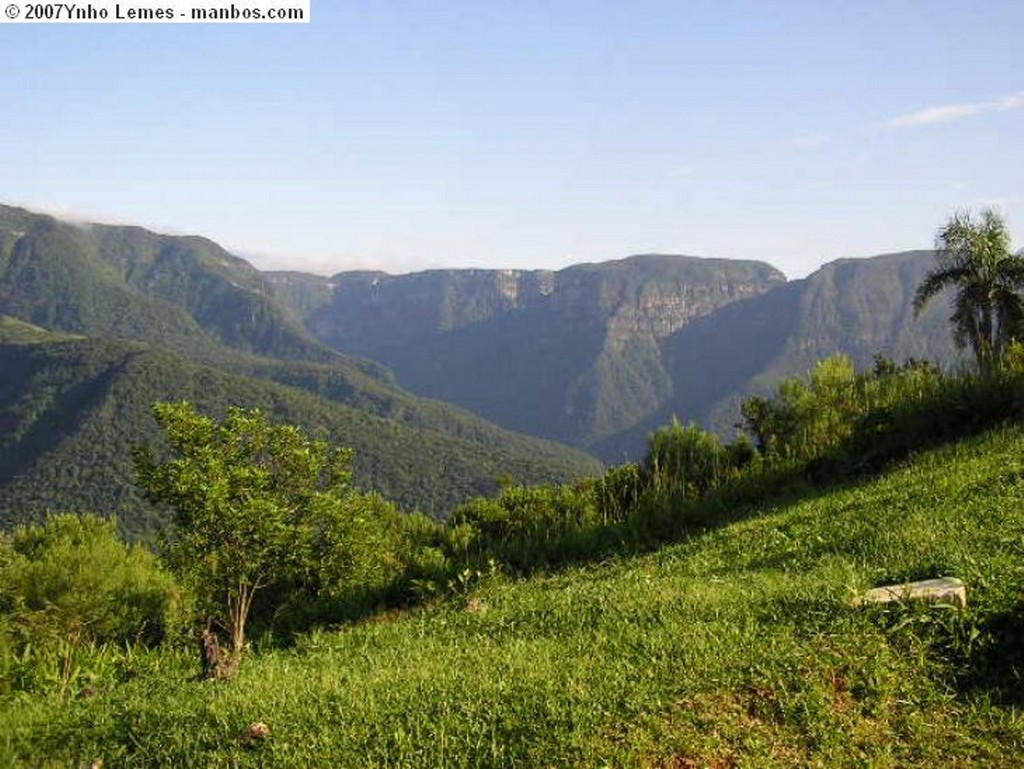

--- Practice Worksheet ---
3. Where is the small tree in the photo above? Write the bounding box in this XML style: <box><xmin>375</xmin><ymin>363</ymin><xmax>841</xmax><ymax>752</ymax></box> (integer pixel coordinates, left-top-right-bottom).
<box><xmin>134</xmin><ymin>402</ymin><xmax>355</xmax><ymax>668</ymax></box>
<box><xmin>914</xmin><ymin>208</ymin><xmax>1024</xmax><ymax>372</ymax></box>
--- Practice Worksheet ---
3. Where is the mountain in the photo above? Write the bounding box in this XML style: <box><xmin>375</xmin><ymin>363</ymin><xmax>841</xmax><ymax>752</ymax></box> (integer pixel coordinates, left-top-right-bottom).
<box><xmin>595</xmin><ymin>250</ymin><xmax>960</xmax><ymax>458</ymax></box>
<box><xmin>0</xmin><ymin>321</ymin><xmax>602</xmax><ymax>536</ymax></box>
<box><xmin>271</xmin><ymin>251</ymin><xmax>960</xmax><ymax>461</ymax></box>
<box><xmin>0</xmin><ymin>202</ymin><xmax>964</xmax><ymax>495</ymax></box>
<box><xmin>0</xmin><ymin>206</ymin><xmax>604</xmax><ymax>532</ymax></box>
<box><xmin>269</xmin><ymin>255</ymin><xmax>787</xmax><ymax>451</ymax></box>
<box><xmin>0</xmin><ymin>204</ymin><xmax>344</xmax><ymax>365</ymax></box>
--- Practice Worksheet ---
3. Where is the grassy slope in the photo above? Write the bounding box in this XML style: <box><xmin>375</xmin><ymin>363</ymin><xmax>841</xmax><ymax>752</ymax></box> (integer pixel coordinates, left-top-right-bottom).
<box><xmin>5</xmin><ymin>427</ymin><xmax>1024</xmax><ymax>766</ymax></box>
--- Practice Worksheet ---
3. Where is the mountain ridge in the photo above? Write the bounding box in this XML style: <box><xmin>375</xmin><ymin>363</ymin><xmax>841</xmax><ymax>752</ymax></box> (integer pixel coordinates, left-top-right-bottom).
<box><xmin>269</xmin><ymin>253</ymin><xmax>788</xmax><ymax>451</ymax></box>
<box><xmin>1</xmin><ymin>203</ymin><xmax>961</xmax><ymax>470</ymax></box>
<box><xmin>0</xmin><ymin>205</ymin><xmax>606</xmax><ymax>532</ymax></box>
<box><xmin>268</xmin><ymin>249</ymin><xmax>958</xmax><ymax>459</ymax></box>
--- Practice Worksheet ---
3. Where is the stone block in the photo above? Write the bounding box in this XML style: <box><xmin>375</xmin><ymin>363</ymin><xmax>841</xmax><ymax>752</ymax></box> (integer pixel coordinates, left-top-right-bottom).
<box><xmin>854</xmin><ymin>577</ymin><xmax>966</xmax><ymax>609</ymax></box>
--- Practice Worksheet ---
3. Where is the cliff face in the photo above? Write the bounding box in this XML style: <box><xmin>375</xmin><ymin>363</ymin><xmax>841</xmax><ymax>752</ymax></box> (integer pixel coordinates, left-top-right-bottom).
<box><xmin>269</xmin><ymin>250</ymin><xmax>962</xmax><ymax>463</ymax></box>
<box><xmin>591</xmin><ymin>250</ymin><xmax>961</xmax><ymax>461</ymax></box>
<box><xmin>269</xmin><ymin>255</ymin><xmax>788</xmax><ymax>453</ymax></box>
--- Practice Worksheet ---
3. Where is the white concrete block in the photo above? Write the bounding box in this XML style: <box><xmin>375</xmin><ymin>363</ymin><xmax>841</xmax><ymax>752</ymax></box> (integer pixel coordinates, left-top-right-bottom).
<box><xmin>854</xmin><ymin>577</ymin><xmax>966</xmax><ymax>609</ymax></box>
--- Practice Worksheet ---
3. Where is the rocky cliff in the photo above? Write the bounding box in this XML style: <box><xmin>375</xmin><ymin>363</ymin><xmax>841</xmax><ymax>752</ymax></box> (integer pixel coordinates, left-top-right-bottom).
<box><xmin>269</xmin><ymin>255</ymin><xmax>788</xmax><ymax>452</ymax></box>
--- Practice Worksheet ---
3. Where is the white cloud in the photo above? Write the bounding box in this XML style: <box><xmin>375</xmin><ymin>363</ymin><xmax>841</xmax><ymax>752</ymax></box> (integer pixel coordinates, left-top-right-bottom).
<box><xmin>883</xmin><ymin>90</ymin><xmax>1024</xmax><ymax>128</ymax></box>
<box><xmin>996</xmin><ymin>91</ymin><xmax>1024</xmax><ymax>111</ymax></box>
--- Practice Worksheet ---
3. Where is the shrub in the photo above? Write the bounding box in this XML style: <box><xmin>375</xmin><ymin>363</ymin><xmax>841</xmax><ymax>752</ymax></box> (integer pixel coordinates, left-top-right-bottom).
<box><xmin>645</xmin><ymin>418</ymin><xmax>732</xmax><ymax>496</ymax></box>
<box><xmin>448</xmin><ymin>481</ymin><xmax>605</xmax><ymax>570</ymax></box>
<box><xmin>1</xmin><ymin>513</ymin><xmax>186</xmax><ymax>647</ymax></box>
<box><xmin>0</xmin><ymin>513</ymin><xmax>188</xmax><ymax>695</ymax></box>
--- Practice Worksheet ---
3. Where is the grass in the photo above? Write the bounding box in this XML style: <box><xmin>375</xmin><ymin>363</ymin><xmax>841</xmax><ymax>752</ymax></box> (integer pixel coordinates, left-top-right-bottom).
<box><xmin>0</xmin><ymin>315</ymin><xmax>82</xmax><ymax>344</ymax></box>
<box><xmin>4</xmin><ymin>426</ymin><xmax>1024</xmax><ymax>766</ymax></box>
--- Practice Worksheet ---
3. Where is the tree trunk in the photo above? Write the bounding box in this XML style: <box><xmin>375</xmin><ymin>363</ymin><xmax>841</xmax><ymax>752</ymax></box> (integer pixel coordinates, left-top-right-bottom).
<box><xmin>200</xmin><ymin>628</ymin><xmax>236</xmax><ymax>679</ymax></box>
<box><xmin>227</xmin><ymin>582</ymin><xmax>256</xmax><ymax>658</ymax></box>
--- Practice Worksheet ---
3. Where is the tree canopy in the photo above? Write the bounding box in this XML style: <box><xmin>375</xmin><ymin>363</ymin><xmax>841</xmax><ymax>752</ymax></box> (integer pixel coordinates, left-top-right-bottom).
<box><xmin>134</xmin><ymin>402</ymin><xmax>361</xmax><ymax>664</ymax></box>
<box><xmin>914</xmin><ymin>208</ymin><xmax>1024</xmax><ymax>372</ymax></box>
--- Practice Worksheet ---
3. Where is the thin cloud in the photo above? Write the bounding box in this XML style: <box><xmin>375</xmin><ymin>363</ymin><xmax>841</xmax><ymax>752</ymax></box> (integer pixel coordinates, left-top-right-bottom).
<box><xmin>883</xmin><ymin>90</ymin><xmax>1024</xmax><ymax>128</ymax></box>
<box><xmin>997</xmin><ymin>92</ymin><xmax>1024</xmax><ymax>110</ymax></box>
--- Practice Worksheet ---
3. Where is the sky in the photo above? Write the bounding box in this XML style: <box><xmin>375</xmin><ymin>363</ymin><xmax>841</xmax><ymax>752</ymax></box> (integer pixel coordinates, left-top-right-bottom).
<box><xmin>1</xmin><ymin>1</ymin><xmax>1022</xmax><ymax>279</ymax></box>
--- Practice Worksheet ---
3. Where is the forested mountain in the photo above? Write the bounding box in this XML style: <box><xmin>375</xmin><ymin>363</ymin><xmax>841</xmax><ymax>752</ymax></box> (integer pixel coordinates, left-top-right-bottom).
<box><xmin>596</xmin><ymin>251</ymin><xmax>959</xmax><ymax>459</ymax></box>
<box><xmin>270</xmin><ymin>250</ymin><xmax>959</xmax><ymax>461</ymax></box>
<box><xmin>0</xmin><ymin>206</ymin><xmax>604</xmax><ymax>533</ymax></box>
<box><xmin>0</xmin><ymin>202</ymin><xmax>963</xmax><ymax>523</ymax></box>
<box><xmin>0</xmin><ymin>205</ymin><xmax>338</xmax><ymax>364</ymax></box>
<box><xmin>0</xmin><ymin>319</ymin><xmax>601</xmax><ymax>536</ymax></box>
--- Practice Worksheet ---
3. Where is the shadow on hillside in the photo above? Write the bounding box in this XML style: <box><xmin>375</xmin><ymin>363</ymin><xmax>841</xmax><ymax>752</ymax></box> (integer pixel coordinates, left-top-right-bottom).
<box><xmin>955</xmin><ymin>601</ymin><xmax>1024</xmax><ymax>707</ymax></box>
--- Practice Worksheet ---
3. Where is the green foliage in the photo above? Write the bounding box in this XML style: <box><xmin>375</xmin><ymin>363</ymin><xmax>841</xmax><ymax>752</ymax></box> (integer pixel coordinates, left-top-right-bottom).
<box><xmin>645</xmin><ymin>418</ymin><xmax>740</xmax><ymax>496</ymax></box>
<box><xmin>433</xmin><ymin>353</ymin><xmax>1024</xmax><ymax>584</ymax></box>
<box><xmin>740</xmin><ymin>354</ymin><xmax>943</xmax><ymax>462</ymax></box>
<box><xmin>0</xmin><ymin>513</ymin><xmax>186</xmax><ymax>696</ymax></box>
<box><xmin>0</xmin><ymin>336</ymin><xmax>601</xmax><ymax>536</ymax></box>
<box><xmin>264</xmin><ymin>491</ymin><xmax>437</xmax><ymax>635</ymax></box>
<box><xmin>0</xmin><ymin>315</ymin><xmax>81</xmax><ymax>345</ymax></box>
<box><xmin>6</xmin><ymin>427</ymin><xmax>1024</xmax><ymax>765</ymax></box>
<box><xmin>448</xmin><ymin>482</ymin><xmax>602</xmax><ymax>570</ymax></box>
<box><xmin>137</xmin><ymin>402</ymin><xmax>381</xmax><ymax>656</ymax></box>
<box><xmin>914</xmin><ymin>207</ymin><xmax>1024</xmax><ymax>372</ymax></box>
<box><xmin>0</xmin><ymin>204</ymin><xmax>602</xmax><ymax>534</ymax></box>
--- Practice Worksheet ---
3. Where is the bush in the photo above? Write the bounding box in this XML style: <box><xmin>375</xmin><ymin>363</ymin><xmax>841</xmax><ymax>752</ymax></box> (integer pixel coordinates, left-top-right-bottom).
<box><xmin>645</xmin><ymin>418</ymin><xmax>733</xmax><ymax>496</ymax></box>
<box><xmin>1</xmin><ymin>514</ymin><xmax>187</xmax><ymax>647</ymax></box>
<box><xmin>741</xmin><ymin>355</ymin><xmax>944</xmax><ymax>463</ymax></box>
<box><xmin>448</xmin><ymin>481</ymin><xmax>606</xmax><ymax>570</ymax></box>
<box><xmin>0</xmin><ymin>513</ymin><xmax>188</xmax><ymax>695</ymax></box>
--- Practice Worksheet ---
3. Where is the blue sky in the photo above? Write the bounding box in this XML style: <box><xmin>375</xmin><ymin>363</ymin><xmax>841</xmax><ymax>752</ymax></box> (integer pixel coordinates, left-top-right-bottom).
<box><xmin>1</xmin><ymin>1</ymin><xmax>1021</xmax><ymax>278</ymax></box>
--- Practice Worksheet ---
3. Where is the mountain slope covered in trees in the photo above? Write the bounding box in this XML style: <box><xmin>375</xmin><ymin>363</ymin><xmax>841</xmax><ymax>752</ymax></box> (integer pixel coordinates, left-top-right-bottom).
<box><xmin>596</xmin><ymin>250</ymin><xmax>959</xmax><ymax>458</ymax></box>
<box><xmin>0</xmin><ymin>202</ymin><xmax>965</xmax><ymax>522</ymax></box>
<box><xmin>0</xmin><ymin>322</ymin><xmax>601</xmax><ymax>536</ymax></box>
<box><xmin>0</xmin><ymin>205</ymin><xmax>606</xmax><ymax>532</ymax></box>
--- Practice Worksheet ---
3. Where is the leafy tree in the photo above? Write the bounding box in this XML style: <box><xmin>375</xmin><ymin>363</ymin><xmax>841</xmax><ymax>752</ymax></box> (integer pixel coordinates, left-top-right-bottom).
<box><xmin>914</xmin><ymin>208</ymin><xmax>1024</xmax><ymax>372</ymax></box>
<box><xmin>134</xmin><ymin>402</ymin><xmax>358</xmax><ymax>665</ymax></box>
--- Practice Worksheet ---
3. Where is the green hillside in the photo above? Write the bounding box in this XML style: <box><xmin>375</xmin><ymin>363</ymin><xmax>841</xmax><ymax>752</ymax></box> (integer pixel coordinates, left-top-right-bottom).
<box><xmin>0</xmin><ymin>334</ymin><xmax>601</xmax><ymax>536</ymax></box>
<box><xmin>1</xmin><ymin>204</ymin><xmax>966</xmax><ymax>468</ymax></box>
<box><xmin>0</xmin><ymin>204</ymin><xmax>606</xmax><ymax>530</ymax></box>
<box><xmin>0</xmin><ymin>205</ymin><xmax>407</xmax><ymax>399</ymax></box>
<box><xmin>0</xmin><ymin>204</ymin><xmax>334</xmax><ymax>363</ymax></box>
<box><xmin>5</xmin><ymin>424</ymin><xmax>1023</xmax><ymax>765</ymax></box>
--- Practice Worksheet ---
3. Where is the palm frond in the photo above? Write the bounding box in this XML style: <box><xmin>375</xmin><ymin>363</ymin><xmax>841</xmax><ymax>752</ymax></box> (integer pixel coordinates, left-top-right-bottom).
<box><xmin>913</xmin><ymin>264</ymin><xmax>971</xmax><ymax>315</ymax></box>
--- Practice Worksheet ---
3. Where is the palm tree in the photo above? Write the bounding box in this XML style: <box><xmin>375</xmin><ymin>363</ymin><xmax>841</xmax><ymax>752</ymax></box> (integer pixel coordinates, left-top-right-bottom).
<box><xmin>914</xmin><ymin>208</ymin><xmax>1024</xmax><ymax>372</ymax></box>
